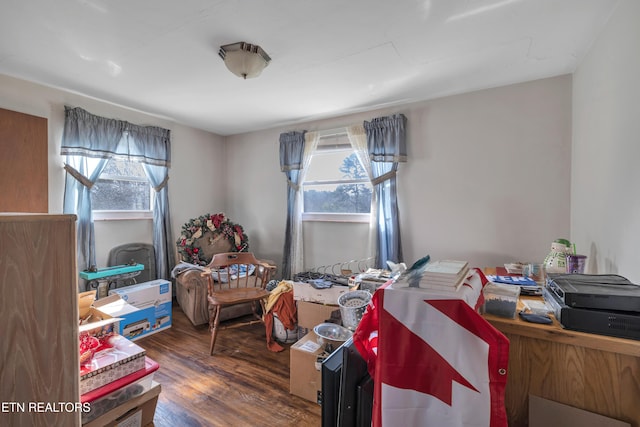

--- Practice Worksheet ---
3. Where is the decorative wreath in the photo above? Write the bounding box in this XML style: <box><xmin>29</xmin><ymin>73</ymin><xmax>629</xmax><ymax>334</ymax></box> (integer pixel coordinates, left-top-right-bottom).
<box><xmin>176</xmin><ymin>212</ymin><xmax>249</xmax><ymax>266</ymax></box>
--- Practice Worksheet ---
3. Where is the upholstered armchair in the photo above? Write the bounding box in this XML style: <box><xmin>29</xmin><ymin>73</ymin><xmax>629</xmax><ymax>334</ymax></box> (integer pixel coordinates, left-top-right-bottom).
<box><xmin>173</xmin><ymin>213</ymin><xmax>276</xmax><ymax>326</ymax></box>
<box><xmin>175</xmin><ymin>255</ymin><xmax>275</xmax><ymax>326</ymax></box>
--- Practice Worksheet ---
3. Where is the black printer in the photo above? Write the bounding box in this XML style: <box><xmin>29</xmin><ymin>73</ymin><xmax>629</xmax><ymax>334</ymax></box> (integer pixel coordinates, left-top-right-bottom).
<box><xmin>544</xmin><ymin>273</ymin><xmax>640</xmax><ymax>340</ymax></box>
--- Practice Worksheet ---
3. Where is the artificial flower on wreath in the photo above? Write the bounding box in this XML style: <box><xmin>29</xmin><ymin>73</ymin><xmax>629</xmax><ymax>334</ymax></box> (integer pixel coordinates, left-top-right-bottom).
<box><xmin>176</xmin><ymin>212</ymin><xmax>249</xmax><ymax>266</ymax></box>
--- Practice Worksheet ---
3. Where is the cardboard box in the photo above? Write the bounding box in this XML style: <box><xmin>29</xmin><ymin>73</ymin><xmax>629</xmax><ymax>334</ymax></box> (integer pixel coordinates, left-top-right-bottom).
<box><xmin>292</xmin><ymin>281</ymin><xmax>353</xmax><ymax>305</ymax></box>
<box><xmin>529</xmin><ymin>395</ymin><xmax>630</xmax><ymax>427</ymax></box>
<box><xmin>290</xmin><ymin>331</ymin><xmax>325</xmax><ymax>403</ymax></box>
<box><xmin>79</xmin><ymin>334</ymin><xmax>146</xmax><ymax>395</ymax></box>
<box><xmin>79</xmin><ymin>305</ymin><xmax>121</xmax><ymax>371</ymax></box>
<box><xmin>79</xmin><ymin>290</ymin><xmax>97</xmax><ymax>318</ymax></box>
<box><xmin>297</xmin><ymin>300</ymin><xmax>341</xmax><ymax>330</ymax></box>
<box><xmin>79</xmin><ymin>306</ymin><xmax>118</xmax><ymax>336</ymax></box>
<box><xmin>109</xmin><ymin>279</ymin><xmax>171</xmax><ymax>306</ymax></box>
<box><xmin>108</xmin><ymin>280</ymin><xmax>172</xmax><ymax>338</ymax></box>
<box><xmin>94</xmin><ymin>294</ymin><xmax>158</xmax><ymax>341</ymax></box>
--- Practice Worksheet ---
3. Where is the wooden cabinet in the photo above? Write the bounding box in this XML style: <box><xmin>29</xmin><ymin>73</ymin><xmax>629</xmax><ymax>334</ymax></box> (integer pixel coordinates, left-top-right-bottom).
<box><xmin>483</xmin><ymin>267</ymin><xmax>640</xmax><ymax>426</ymax></box>
<box><xmin>484</xmin><ymin>304</ymin><xmax>640</xmax><ymax>426</ymax></box>
<box><xmin>0</xmin><ymin>214</ymin><xmax>80</xmax><ymax>427</ymax></box>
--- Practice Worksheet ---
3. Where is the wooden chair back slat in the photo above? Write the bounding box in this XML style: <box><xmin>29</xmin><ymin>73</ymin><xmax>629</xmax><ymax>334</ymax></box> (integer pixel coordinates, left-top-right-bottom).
<box><xmin>199</xmin><ymin>251</ymin><xmax>275</xmax><ymax>355</ymax></box>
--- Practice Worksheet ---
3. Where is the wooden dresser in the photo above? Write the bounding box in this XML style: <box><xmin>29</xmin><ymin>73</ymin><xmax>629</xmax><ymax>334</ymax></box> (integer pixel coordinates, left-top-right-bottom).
<box><xmin>483</xmin><ymin>269</ymin><xmax>640</xmax><ymax>426</ymax></box>
<box><xmin>0</xmin><ymin>214</ymin><xmax>80</xmax><ymax>426</ymax></box>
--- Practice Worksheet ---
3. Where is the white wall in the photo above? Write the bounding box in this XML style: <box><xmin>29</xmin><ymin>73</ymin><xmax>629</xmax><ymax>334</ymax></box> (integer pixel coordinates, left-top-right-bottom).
<box><xmin>572</xmin><ymin>0</ymin><xmax>640</xmax><ymax>282</ymax></box>
<box><xmin>223</xmin><ymin>127</ymin><xmax>372</xmax><ymax>272</ymax></box>
<box><xmin>226</xmin><ymin>75</ymin><xmax>572</xmax><ymax>274</ymax></box>
<box><xmin>0</xmin><ymin>74</ymin><xmax>225</xmax><ymax>269</ymax></box>
<box><xmin>222</xmin><ymin>127</ymin><xmax>284</xmax><ymax>266</ymax></box>
<box><xmin>0</xmin><ymin>72</ymin><xmax>573</xmax><ymax>278</ymax></box>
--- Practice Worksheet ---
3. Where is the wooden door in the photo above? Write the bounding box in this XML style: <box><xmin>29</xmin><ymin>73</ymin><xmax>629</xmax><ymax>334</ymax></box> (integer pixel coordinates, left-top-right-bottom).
<box><xmin>0</xmin><ymin>108</ymin><xmax>48</xmax><ymax>212</ymax></box>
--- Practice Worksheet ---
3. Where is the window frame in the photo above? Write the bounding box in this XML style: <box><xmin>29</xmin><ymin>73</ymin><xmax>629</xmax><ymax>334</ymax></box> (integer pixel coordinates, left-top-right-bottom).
<box><xmin>301</xmin><ymin>131</ymin><xmax>372</xmax><ymax>223</ymax></box>
<box><xmin>91</xmin><ymin>158</ymin><xmax>154</xmax><ymax>221</ymax></box>
<box><xmin>93</xmin><ymin>209</ymin><xmax>153</xmax><ymax>221</ymax></box>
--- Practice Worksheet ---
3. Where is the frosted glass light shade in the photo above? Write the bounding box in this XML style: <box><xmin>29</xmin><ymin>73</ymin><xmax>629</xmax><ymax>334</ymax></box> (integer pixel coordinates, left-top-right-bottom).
<box><xmin>218</xmin><ymin>42</ymin><xmax>271</xmax><ymax>79</ymax></box>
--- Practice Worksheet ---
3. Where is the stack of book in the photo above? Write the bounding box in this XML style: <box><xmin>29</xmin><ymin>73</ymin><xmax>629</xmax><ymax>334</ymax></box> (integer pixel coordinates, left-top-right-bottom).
<box><xmin>419</xmin><ymin>260</ymin><xmax>470</xmax><ymax>293</ymax></box>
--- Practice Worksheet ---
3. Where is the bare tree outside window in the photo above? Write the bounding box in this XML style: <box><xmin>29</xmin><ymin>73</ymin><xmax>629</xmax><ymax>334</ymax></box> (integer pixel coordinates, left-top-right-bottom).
<box><xmin>91</xmin><ymin>158</ymin><xmax>152</xmax><ymax>211</ymax></box>
<box><xmin>303</xmin><ymin>149</ymin><xmax>371</xmax><ymax>215</ymax></box>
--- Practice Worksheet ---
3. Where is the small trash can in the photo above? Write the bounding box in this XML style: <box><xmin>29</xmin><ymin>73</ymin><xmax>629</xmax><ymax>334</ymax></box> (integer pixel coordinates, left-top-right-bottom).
<box><xmin>273</xmin><ymin>312</ymin><xmax>298</xmax><ymax>343</ymax></box>
<box><xmin>338</xmin><ymin>290</ymin><xmax>372</xmax><ymax>330</ymax></box>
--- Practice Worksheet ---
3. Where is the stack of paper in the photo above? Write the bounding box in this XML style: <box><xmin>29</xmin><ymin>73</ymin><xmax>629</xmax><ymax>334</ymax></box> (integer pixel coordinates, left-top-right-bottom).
<box><xmin>485</xmin><ymin>274</ymin><xmax>541</xmax><ymax>295</ymax></box>
<box><xmin>419</xmin><ymin>260</ymin><xmax>470</xmax><ymax>292</ymax></box>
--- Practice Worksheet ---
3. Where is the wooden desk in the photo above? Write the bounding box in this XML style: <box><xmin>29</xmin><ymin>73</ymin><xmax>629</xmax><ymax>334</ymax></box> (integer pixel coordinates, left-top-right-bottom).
<box><xmin>482</xmin><ymin>268</ymin><xmax>640</xmax><ymax>426</ymax></box>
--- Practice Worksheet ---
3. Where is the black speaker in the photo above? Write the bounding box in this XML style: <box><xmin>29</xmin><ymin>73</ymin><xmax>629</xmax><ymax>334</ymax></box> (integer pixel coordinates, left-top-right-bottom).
<box><xmin>337</xmin><ymin>338</ymin><xmax>370</xmax><ymax>427</ymax></box>
<box><xmin>321</xmin><ymin>343</ymin><xmax>344</xmax><ymax>427</ymax></box>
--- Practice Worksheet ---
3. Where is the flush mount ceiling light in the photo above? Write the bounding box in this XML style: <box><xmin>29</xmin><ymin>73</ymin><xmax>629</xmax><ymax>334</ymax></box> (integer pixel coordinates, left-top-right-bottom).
<box><xmin>218</xmin><ymin>42</ymin><xmax>271</xmax><ymax>79</ymax></box>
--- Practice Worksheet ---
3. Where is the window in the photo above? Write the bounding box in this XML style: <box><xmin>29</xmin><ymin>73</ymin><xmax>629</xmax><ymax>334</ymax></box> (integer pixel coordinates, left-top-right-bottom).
<box><xmin>91</xmin><ymin>158</ymin><xmax>153</xmax><ymax>220</ymax></box>
<box><xmin>302</xmin><ymin>132</ymin><xmax>372</xmax><ymax>222</ymax></box>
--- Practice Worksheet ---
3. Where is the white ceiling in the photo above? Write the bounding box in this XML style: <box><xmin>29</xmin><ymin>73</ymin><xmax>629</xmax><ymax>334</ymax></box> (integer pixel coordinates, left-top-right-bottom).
<box><xmin>0</xmin><ymin>0</ymin><xmax>620</xmax><ymax>136</ymax></box>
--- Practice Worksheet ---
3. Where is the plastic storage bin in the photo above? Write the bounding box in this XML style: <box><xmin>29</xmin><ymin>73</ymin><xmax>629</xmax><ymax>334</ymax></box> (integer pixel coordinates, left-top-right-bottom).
<box><xmin>81</xmin><ymin>357</ymin><xmax>159</xmax><ymax>424</ymax></box>
<box><xmin>481</xmin><ymin>282</ymin><xmax>521</xmax><ymax>319</ymax></box>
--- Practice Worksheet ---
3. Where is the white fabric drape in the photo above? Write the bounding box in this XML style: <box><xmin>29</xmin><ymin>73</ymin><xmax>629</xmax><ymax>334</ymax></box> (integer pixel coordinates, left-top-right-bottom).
<box><xmin>290</xmin><ymin>131</ymin><xmax>320</xmax><ymax>275</ymax></box>
<box><xmin>346</xmin><ymin>124</ymin><xmax>377</xmax><ymax>262</ymax></box>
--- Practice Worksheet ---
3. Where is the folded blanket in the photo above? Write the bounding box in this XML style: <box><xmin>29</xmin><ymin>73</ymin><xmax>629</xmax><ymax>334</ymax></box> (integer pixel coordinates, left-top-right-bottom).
<box><xmin>170</xmin><ymin>261</ymin><xmax>255</xmax><ymax>283</ymax></box>
<box><xmin>212</xmin><ymin>264</ymin><xmax>255</xmax><ymax>283</ymax></box>
<box><xmin>171</xmin><ymin>261</ymin><xmax>206</xmax><ymax>278</ymax></box>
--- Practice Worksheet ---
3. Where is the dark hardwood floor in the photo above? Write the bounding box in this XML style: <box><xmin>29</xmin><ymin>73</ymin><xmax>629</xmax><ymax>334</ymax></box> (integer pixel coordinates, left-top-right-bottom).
<box><xmin>135</xmin><ymin>303</ymin><xmax>321</xmax><ymax>427</ymax></box>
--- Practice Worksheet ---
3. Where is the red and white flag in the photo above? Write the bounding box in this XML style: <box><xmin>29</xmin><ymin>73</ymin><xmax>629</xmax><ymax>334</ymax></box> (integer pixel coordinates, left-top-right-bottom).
<box><xmin>353</xmin><ymin>268</ymin><xmax>509</xmax><ymax>427</ymax></box>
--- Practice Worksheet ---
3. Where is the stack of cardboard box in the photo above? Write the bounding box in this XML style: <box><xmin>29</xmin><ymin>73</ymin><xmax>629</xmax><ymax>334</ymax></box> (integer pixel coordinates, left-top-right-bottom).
<box><xmin>289</xmin><ymin>281</ymin><xmax>353</xmax><ymax>403</ymax></box>
<box><xmin>78</xmin><ymin>280</ymin><xmax>172</xmax><ymax>426</ymax></box>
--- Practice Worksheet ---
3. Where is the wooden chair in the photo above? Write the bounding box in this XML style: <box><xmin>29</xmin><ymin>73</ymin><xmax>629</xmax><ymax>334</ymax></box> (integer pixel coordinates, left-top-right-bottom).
<box><xmin>201</xmin><ymin>252</ymin><xmax>274</xmax><ymax>355</ymax></box>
